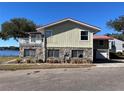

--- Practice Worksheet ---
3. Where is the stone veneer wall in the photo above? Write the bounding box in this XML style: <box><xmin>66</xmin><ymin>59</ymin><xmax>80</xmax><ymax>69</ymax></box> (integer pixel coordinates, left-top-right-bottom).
<box><xmin>47</xmin><ymin>47</ymin><xmax>93</xmax><ymax>62</ymax></box>
<box><xmin>20</xmin><ymin>47</ymin><xmax>93</xmax><ymax>63</ymax></box>
<box><xmin>19</xmin><ymin>47</ymin><xmax>44</xmax><ymax>60</ymax></box>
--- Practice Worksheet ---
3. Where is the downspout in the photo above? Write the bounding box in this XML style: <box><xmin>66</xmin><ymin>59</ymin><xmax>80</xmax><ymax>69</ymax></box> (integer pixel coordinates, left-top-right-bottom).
<box><xmin>92</xmin><ymin>33</ymin><xmax>94</xmax><ymax>62</ymax></box>
<box><xmin>44</xmin><ymin>36</ymin><xmax>47</xmax><ymax>63</ymax></box>
<box><xmin>108</xmin><ymin>40</ymin><xmax>110</xmax><ymax>60</ymax></box>
<box><xmin>42</xmin><ymin>31</ymin><xmax>47</xmax><ymax>63</ymax></box>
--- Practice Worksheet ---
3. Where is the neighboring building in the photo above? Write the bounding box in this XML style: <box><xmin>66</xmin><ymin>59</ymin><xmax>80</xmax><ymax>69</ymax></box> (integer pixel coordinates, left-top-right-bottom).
<box><xmin>93</xmin><ymin>35</ymin><xmax>112</xmax><ymax>60</ymax></box>
<box><xmin>109</xmin><ymin>38</ymin><xmax>124</xmax><ymax>53</ymax></box>
<box><xmin>19</xmin><ymin>18</ymin><xmax>100</xmax><ymax>62</ymax></box>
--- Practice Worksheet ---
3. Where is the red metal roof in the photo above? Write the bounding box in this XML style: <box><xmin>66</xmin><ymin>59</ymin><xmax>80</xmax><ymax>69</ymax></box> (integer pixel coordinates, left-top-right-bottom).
<box><xmin>93</xmin><ymin>35</ymin><xmax>113</xmax><ymax>40</ymax></box>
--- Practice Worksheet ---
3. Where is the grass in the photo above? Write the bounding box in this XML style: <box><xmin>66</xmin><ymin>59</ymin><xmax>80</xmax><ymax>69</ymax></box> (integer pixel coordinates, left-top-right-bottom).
<box><xmin>0</xmin><ymin>57</ymin><xmax>19</xmax><ymax>63</ymax></box>
<box><xmin>0</xmin><ymin>64</ymin><xmax>95</xmax><ymax>71</ymax></box>
<box><xmin>110</xmin><ymin>52</ymin><xmax>124</xmax><ymax>59</ymax></box>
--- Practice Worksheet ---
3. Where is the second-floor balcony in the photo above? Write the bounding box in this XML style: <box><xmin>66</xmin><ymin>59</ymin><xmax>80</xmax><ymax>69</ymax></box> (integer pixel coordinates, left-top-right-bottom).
<box><xmin>19</xmin><ymin>38</ymin><xmax>43</xmax><ymax>47</ymax></box>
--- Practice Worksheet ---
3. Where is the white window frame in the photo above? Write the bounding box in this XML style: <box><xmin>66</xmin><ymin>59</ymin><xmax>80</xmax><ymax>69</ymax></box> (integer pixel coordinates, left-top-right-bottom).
<box><xmin>31</xmin><ymin>34</ymin><xmax>36</xmax><ymax>43</ymax></box>
<box><xmin>45</xmin><ymin>30</ymin><xmax>53</xmax><ymax>38</ymax></box>
<box><xmin>36</xmin><ymin>34</ymin><xmax>41</xmax><ymax>40</ymax></box>
<box><xmin>80</xmin><ymin>30</ymin><xmax>89</xmax><ymax>41</ymax></box>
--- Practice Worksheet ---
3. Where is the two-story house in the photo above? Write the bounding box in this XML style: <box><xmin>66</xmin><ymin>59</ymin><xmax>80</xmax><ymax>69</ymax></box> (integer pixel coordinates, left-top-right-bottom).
<box><xmin>19</xmin><ymin>18</ymin><xmax>101</xmax><ymax>63</ymax></box>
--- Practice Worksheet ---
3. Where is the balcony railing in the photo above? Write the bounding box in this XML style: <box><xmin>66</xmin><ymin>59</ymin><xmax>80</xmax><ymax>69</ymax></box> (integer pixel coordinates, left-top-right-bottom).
<box><xmin>19</xmin><ymin>38</ymin><xmax>43</xmax><ymax>47</ymax></box>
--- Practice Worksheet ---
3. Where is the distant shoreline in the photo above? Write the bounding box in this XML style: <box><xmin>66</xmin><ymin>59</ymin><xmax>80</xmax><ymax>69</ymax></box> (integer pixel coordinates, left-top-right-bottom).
<box><xmin>0</xmin><ymin>49</ymin><xmax>19</xmax><ymax>51</ymax></box>
<box><xmin>0</xmin><ymin>46</ymin><xmax>19</xmax><ymax>51</ymax></box>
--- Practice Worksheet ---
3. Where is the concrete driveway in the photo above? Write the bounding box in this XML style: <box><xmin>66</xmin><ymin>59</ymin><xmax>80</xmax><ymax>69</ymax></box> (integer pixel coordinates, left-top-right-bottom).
<box><xmin>95</xmin><ymin>59</ymin><xmax>124</xmax><ymax>67</ymax></box>
<box><xmin>95</xmin><ymin>63</ymin><xmax>124</xmax><ymax>67</ymax></box>
<box><xmin>0</xmin><ymin>67</ymin><xmax>124</xmax><ymax>91</ymax></box>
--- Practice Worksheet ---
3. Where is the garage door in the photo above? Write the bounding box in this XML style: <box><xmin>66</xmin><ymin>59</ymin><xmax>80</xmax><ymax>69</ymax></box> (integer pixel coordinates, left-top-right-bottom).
<box><xmin>96</xmin><ymin>50</ymin><xmax>108</xmax><ymax>59</ymax></box>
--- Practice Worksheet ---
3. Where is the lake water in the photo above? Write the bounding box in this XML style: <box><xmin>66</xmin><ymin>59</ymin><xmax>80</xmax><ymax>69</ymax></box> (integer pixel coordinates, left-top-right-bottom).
<box><xmin>0</xmin><ymin>50</ymin><xmax>19</xmax><ymax>57</ymax></box>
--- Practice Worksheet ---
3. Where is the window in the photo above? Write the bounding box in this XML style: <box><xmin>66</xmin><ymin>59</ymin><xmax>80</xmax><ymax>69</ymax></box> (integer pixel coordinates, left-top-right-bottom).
<box><xmin>36</xmin><ymin>34</ymin><xmax>41</xmax><ymax>40</ymax></box>
<box><xmin>72</xmin><ymin>50</ymin><xmax>83</xmax><ymax>58</ymax></box>
<box><xmin>31</xmin><ymin>34</ymin><xmax>36</xmax><ymax>42</ymax></box>
<box><xmin>99</xmin><ymin>40</ymin><xmax>104</xmax><ymax>46</ymax></box>
<box><xmin>30</xmin><ymin>49</ymin><xmax>36</xmax><ymax>57</ymax></box>
<box><xmin>24</xmin><ymin>49</ymin><xmax>30</xmax><ymax>57</ymax></box>
<box><xmin>47</xmin><ymin>50</ymin><xmax>59</xmax><ymax>57</ymax></box>
<box><xmin>24</xmin><ymin>38</ymin><xmax>29</xmax><ymax>43</ymax></box>
<box><xmin>123</xmin><ymin>44</ymin><xmax>124</xmax><ymax>48</ymax></box>
<box><xmin>45</xmin><ymin>30</ymin><xmax>52</xmax><ymax>38</ymax></box>
<box><xmin>81</xmin><ymin>31</ymin><xmax>88</xmax><ymax>40</ymax></box>
<box><xmin>111</xmin><ymin>41</ymin><xmax>115</xmax><ymax>48</ymax></box>
<box><xmin>111</xmin><ymin>41</ymin><xmax>115</xmax><ymax>46</ymax></box>
<box><xmin>24</xmin><ymin>49</ymin><xmax>36</xmax><ymax>57</ymax></box>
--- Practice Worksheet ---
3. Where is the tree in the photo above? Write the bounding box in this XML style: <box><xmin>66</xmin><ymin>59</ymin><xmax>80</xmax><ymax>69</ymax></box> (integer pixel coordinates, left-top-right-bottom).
<box><xmin>107</xmin><ymin>16</ymin><xmax>124</xmax><ymax>33</ymax></box>
<box><xmin>105</xmin><ymin>33</ymin><xmax>124</xmax><ymax>40</ymax></box>
<box><xmin>0</xmin><ymin>18</ymin><xmax>37</xmax><ymax>41</ymax></box>
<box><xmin>106</xmin><ymin>16</ymin><xmax>124</xmax><ymax>40</ymax></box>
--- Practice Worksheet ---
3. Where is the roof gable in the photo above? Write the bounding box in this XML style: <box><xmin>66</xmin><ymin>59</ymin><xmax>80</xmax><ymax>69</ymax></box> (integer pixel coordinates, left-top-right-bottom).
<box><xmin>37</xmin><ymin>18</ymin><xmax>101</xmax><ymax>32</ymax></box>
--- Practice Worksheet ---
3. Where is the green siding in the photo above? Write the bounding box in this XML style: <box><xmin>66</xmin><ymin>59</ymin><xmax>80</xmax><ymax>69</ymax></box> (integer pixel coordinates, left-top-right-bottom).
<box><xmin>44</xmin><ymin>21</ymin><xmax>94</xmax><ymax>48</ymax></box>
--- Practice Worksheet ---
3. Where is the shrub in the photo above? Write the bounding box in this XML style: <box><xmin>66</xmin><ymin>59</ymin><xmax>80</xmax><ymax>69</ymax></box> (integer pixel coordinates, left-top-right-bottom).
<box><xmin>26</xmin><ymin>57</ymin><xmax>34</xmax><ymax>63</ymax></box>
<box><xmin>16</xmin><ymin>58</ymin><xmax>22</xmax><ymax>63</ymax></box>
<box><xmin>116</xmin><ymin>52</ymin><xmax>122</xmax><ymax>56</ymax></box>
<box><xmin>47</xmin><ymin>58</ymin><xmax>54</xmax><ymax>63</ymax></box>
<box><xmin>71</xmin><ymin>59</ymin><xmax>90</xmax><ymax>64</ymax></box>
<box><xmin>122</xmin><ymin>52</ymin><xmax>124</xmax><ymax>55</ymax></box>
<box><xmin>54</xmin><ymin>59</ymin><xmax>61</xmax><ymax>63</ymax></box>
<box><xmin>109</xmin><ymin>52</ymin><xmax>122</xmax><ymax>59</ymax></box>
<box><xmin>87</xmin><ymin>59</ymin><xmax>92</xmax><ymax>64</ymax></box>
<box><xmin>26</xmin><ymin>59</ymin><xmax>31</xmax><ymax>63</ymax></box>
<box><xmin>37</xmin><ymin>59</ymin><xmax>44</xmax><ymax>63</ymax></box>
<box><xmin>54</xmin><ymin>60</ymin><xmax>58</xmax><ymax>63</ymax></box>
<box><xmin>46</xmin><ymin>58</ymin><xmax>61</xmax><ymax>63</ymax></box>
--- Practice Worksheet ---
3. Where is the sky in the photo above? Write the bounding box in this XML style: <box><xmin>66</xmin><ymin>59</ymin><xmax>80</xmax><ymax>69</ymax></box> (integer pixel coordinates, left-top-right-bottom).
<box><xmin>0</xmin><ymin>2</ymin><xmax>124</xmax><ymax>47</ymax></box>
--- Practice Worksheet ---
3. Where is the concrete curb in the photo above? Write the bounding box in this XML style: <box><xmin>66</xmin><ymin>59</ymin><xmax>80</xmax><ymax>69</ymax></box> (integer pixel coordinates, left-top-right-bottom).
<box><xmin>95</xmin><ymin>63</ymin><xmax>124</xmax><ymax>67</ymax></box>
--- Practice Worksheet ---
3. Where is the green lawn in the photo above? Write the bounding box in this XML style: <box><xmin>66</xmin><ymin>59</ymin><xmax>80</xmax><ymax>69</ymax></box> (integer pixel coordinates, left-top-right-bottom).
<box><xmin>0</xmin><ymin>64</ymin><xmax>95</xmax><ymax>70</ymax></box>
<box><xmin>0</xmin><ymin>57</ymin><xmax>19</xmax><ymax>63</ymax></box>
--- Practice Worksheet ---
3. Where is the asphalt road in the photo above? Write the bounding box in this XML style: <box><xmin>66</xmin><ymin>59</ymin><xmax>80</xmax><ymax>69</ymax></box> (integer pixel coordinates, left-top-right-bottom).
<box><xmin>0</xmin><ymin>67</ymin><xmax>124</xmax><ymax>91</ymax></box>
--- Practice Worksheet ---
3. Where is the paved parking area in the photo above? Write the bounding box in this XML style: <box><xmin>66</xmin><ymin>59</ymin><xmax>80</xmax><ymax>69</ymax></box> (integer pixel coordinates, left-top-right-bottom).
<box><xmin>95</xmin><ymin>63</ymin><xmax>124</xmax><ymax>67</ymax></box>
<box><xmin>0</xmin><ymin>67</ymin><xmax>124</xmax><ymax>91</ymax></box>
<box><xmin>95</xmin><ymin>59</ymin><xmax>124</xmax><ymax>67</ymax></box>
